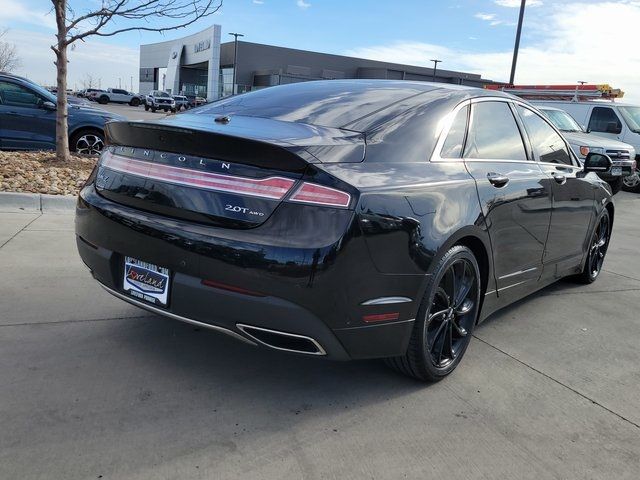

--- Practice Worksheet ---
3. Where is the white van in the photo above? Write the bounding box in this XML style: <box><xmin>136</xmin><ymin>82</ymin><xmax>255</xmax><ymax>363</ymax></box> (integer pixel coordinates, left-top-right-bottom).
<box><xmin>532</xmin><ymin>101</ymin><xmax>640</xmax><ymax>192</ymax></box>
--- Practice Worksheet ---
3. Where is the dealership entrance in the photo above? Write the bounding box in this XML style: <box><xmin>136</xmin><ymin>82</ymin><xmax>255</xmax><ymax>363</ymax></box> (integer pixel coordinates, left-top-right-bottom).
<box><xmin>139</xmin><ymin>25</ymin><xmax>221</xmax><ymax>101</ymax></box>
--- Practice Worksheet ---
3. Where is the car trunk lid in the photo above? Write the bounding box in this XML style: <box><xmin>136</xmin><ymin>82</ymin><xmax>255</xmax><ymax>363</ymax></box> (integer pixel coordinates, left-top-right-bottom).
<box><xmin>96</xmin><ymin>116</ymin><xmax>363</xmax><ymax>228</ymax></box>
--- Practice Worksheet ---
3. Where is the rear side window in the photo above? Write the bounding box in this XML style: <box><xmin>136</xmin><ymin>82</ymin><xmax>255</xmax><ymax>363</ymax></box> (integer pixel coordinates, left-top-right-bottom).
<box><xmin>588</xmin><ymin>107</ymin><xmax>622</xmax><ymax>134</ymax></box>
<box><xmin>441</xmin><ymin>106</ymin><xmax>469</xmax><ymax>158</ymax></box>
<box><xmin>517</xmin><ymin>106</ymin><xmax>573</xmax><ymax>165</ymax></box>
<box><xmin>464</xmin><ymin>102</ymin><xmax>527</xmax><ymax>160</ymax></box>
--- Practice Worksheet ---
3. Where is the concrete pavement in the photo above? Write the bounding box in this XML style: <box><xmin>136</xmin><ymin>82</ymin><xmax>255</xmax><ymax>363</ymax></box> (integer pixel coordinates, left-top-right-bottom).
<box><xmin>1</xmin><ymin>193</ymin><xmax>640</xmax><ymax>479</ymax></box>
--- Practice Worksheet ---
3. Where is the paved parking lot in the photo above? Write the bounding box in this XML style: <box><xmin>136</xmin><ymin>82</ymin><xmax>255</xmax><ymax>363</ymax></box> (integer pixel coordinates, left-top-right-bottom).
<box><xmin>1</xmin><ymin>193</ymin><xmax>640</xmax><ymax>479</ymax></box>
<box><xmin>88</xmin><ymin>101</ymin><xmax>172</xmax><ymax>121</ymax></box>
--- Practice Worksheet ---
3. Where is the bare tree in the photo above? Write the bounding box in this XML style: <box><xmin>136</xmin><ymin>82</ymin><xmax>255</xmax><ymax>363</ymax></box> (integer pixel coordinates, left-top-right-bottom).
<box><xmin>0</xmin><ymin>29</ymin><xmax>21</xmax><ymax>72</ymax></box>
<box><xmin>50</xmin><ymin>0</ymin><xmax>223</xmax><ymax>161</ymax></box>
<box><xmin>81</xmin><ymin>74</ymin><xmax>96</xmax><ymax>89</ymax></box>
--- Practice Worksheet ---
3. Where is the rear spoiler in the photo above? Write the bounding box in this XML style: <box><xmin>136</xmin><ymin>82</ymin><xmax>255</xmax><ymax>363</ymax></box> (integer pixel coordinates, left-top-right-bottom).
<box><xmin>104</xmin><ymin>121</ymin><xmax>310</xmax><ymax>173</ymax></box>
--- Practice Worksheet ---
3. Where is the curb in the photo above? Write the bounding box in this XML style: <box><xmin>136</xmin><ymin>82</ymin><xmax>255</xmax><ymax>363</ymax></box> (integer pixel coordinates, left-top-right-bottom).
<box><xmin>0</xmin><ymin>192</ymin><xmax>76</xmax><ymax>213</ymax></box>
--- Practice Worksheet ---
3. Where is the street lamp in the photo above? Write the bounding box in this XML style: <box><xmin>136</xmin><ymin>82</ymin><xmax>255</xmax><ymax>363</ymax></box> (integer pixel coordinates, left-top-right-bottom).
<box><xmin>509</xmin><ymin>0</ymin><xmax>527</xmax><ymax>85</ymax></box>
<box><xmin>430</xmin><ymin>59</ymin><xmax>442</xmax><ymax>82</ymax></box>
<box><xmin>228</xmin><ymin>32</ymin><xmax>245</xmax><ymax>94</ymax></box>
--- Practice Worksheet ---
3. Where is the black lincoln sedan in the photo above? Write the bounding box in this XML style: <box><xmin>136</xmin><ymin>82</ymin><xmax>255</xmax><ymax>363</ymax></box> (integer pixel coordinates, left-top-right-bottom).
<box><xmin>75</xmin><ymin>80</ymin><xmax>614</xmax><ymax>381</ymax></box>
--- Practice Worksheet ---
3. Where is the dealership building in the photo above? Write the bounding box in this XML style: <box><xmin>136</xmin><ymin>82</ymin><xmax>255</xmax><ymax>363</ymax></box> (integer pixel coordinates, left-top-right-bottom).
<box><xmin>139</xmin><ymin>24</ymin><xmax>495</xmax><ymax>101</ymax></box>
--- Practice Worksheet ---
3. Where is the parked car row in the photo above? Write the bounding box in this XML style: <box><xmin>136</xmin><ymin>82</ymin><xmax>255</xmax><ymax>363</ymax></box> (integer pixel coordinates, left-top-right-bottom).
<box><xmin>536</xmin><ymin>106</ymin><xmax>636</xmax><ymax>194</ymax></box>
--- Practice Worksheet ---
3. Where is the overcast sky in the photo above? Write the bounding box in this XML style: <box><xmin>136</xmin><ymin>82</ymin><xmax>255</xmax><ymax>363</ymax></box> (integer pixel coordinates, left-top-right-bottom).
<box><xmin>1</xmin><ymin>0</ymin><xmax>638</xmax><ymax>101</ymax></box>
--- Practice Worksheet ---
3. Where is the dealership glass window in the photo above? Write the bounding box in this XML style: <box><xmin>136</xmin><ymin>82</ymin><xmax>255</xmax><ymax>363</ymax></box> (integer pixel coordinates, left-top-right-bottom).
<box><xmin>517</xmin><ymin>106</ymin><xmax>573</xmax><ymax>165</ymax></box>
<box><xmin>0</xmin><ymin>81</ymin><xmax>42</xmax><ymax>108</ymax></box>
<box><xmin>441</xmin><ymin>106</ymin><xmax>469</xmax><ymax>158</ymax></box>
<box><xmin>464</xmin><ymin>102</ymin><xmax>527</xmax><ymax>160</ymax></box>
<box><xmin>219</xmin><ymin>67</ymin><xmax>234</xmax><ymax>97</ymax></box>
<box><xmin>588</xmin><ymin>107</ymin><xmax>622</xmax><ymax>134</ymax></box>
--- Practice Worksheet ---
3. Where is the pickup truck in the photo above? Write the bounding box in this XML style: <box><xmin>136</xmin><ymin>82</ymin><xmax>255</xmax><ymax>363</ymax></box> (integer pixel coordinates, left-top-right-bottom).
<box><xmin>94</xmin><ymin>88</ymin><xmax>142</xmax><ymax>106</ymax></box>
<box><xmin>144</xmin><ymin>90</ymin><xmax>176</xmax><ymax>113</ymax></box>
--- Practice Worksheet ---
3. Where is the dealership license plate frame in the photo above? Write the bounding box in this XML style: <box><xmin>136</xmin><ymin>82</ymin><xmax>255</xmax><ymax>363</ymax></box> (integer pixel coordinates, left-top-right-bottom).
<box><xmin>123</xmin><ymin>256</ymin><xmax>171</xmax><ymax>307</ymax></box>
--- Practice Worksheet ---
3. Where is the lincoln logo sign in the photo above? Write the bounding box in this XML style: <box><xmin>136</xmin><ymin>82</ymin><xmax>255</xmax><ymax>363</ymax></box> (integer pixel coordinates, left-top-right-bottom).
<box><xmin>194</xmin><ymin>39</ymin><xmax>211</xmax><ymax>53</ymax></box>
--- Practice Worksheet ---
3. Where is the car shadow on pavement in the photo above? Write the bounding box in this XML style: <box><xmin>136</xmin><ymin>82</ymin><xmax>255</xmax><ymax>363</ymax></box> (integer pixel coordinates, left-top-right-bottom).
<box><xmin>112</xmin><ymin>313</ymin><xmax>427</xmax><ymax>416</ymax></box>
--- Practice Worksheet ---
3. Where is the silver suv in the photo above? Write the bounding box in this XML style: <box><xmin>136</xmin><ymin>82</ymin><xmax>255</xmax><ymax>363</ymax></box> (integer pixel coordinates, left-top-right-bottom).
<box><xmin>537</xmin><ymin>106</ymin><xmax>636</xmax><ymax>194</ymax></box>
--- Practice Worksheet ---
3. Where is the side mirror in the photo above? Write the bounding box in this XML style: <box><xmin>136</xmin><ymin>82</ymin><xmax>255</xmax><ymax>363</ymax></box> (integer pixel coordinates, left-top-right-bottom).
<box><xmin>41</xmin><ymin>101</ymin><xmax>56</xmax><ymax>111</ymax></box>
<box><xmin>606</xmin><ymin>121</ymin><xmax>621</xmax><ymax>134</ymax></box>
<box><xmin>584</xmin><ymin>152</ymin><xmax>612</xmax><ymax>173</ymax></box>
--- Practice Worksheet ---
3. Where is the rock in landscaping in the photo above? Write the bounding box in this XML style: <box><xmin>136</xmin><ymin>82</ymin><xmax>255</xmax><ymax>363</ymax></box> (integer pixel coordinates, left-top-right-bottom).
<box><xmin>0</xmin><ymin>151</ymin><xmax>98</xmax><ymax>196</ymax></box>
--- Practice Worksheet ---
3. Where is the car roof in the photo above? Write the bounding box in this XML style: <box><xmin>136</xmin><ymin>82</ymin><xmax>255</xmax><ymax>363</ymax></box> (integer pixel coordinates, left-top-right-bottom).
<box><xmin>196</xmin><ymin>80</ymin><xmax>512</xmax><ymax>130</ymax></box>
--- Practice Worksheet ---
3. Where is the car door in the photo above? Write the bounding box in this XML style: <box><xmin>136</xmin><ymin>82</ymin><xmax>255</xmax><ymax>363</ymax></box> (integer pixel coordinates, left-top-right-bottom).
<box><xmin>463</xmin><ymin>99</ymin><xmax>553</xmax><ymax>305</ymax></box>
<box><xmin>0</xmin><ymin>80</ymin><xmax>56</xmax><ymax>150</ymax></box>
<box><xmin>587</xmin><ymin>106</ymin><xmax>624</xmax><ymax>141</ymax></box>
<box><xmin>515</xmin><ymin>104</ymin><xmax>595</xmax><ymax>277</ymax></box>
<box><xmin>113</xmin><ymin>89</ymin><xmax>128</xmax><ymax>102</ymax></box>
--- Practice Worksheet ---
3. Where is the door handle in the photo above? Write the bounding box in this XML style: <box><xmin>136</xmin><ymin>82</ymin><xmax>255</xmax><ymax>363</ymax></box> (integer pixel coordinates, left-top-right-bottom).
<box><xmin>552</xmin><ymin>172</ymin><xmax>566</xmax><ymax>184</ymax></box>
<box><xmin>487</xmin><ymin>172</ymin><xmax>509</xmax><ymax>187</ymax></box>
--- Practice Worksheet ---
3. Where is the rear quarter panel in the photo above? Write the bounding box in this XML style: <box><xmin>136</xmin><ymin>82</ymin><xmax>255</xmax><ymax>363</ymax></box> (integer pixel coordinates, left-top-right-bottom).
<box><xmin>320</xmin><ymin>157</ymin><xmax>495</xmax><ymax>309</ymax></box>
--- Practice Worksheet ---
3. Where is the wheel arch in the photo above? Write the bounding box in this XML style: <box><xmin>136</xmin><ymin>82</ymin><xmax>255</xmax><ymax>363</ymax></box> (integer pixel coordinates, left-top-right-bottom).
<box><xmin>605</xmin><ymin>200</ymin><xmax>614</xmax><ymax>230</ymax></box>
<box><xmin>421</xmin><ymin>226</ymin><xmax>495</xmax><ymax>323</ymax></box>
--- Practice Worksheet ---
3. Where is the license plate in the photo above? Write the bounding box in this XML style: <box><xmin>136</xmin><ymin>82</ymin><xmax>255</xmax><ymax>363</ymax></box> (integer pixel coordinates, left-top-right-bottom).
<box><xmin>123</xmin><ymin>256</ymin><xmax>170</xmax><ymax>307</ymax></box>
<box><xmin>611</xmin><ymin>166</ymin><xmax>622</xmax><ymax>176</ymax></box>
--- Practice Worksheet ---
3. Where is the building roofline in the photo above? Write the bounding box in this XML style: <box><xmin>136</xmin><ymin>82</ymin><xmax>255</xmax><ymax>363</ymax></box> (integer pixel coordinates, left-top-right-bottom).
<box><xmin>220</xmin><ymin>40</ymin><xmax>492</xmax><ymax>82</ymax></box>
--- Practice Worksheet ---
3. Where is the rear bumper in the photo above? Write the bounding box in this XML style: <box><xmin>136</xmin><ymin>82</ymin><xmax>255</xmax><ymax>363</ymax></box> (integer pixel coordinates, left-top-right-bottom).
<box><xmin>75</xmin><ymin>186</ymin><xmax>423</xmax><ymax>360</ymax></box>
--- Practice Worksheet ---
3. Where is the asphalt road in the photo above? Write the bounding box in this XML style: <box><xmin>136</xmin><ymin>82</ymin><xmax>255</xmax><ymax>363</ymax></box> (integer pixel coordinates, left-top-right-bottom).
<box><xmin>1</xmin><ymin>193</ymin><xmax>640</xmax><ymax>479</ymax></box>
<box><xmin>89</xmin><ymin>101</ymin><xmax>173</xmax><ymax>121</ymax></box>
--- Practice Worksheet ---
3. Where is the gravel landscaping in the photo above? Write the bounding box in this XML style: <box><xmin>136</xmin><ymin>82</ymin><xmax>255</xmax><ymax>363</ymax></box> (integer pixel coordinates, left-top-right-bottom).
<box><xmin>0</xmin><ymin>151</ymin><xmax>97</xmax><ymax>196</ymax></box>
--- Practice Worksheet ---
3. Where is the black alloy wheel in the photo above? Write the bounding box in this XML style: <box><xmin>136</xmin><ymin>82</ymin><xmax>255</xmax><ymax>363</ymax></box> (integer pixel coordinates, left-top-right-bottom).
<box><xmin>576</xmin><ymin>210</ymin><xmax>610</xmax><ymax>283</ymax></box>
<box><xmin>70</xmin><ymin>131</ymin><xmax>105</xmax><ymax>156</ymax></box>
<box><xmin>386</xmin><ymin>245</ymin><xmax>481</xmax><ymax>381</ymax></box>
<box><xmin>622</xmin><ymin>171</ymin><xmax>640</xmax><ymax>193</ymax></box>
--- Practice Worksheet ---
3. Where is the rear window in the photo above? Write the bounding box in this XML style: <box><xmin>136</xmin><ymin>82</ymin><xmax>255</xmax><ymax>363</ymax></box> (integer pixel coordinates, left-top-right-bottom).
<box><xmin>194</xmin><ymin>81</ymin><xmax>434</xmax><ymax>128</ymax></box>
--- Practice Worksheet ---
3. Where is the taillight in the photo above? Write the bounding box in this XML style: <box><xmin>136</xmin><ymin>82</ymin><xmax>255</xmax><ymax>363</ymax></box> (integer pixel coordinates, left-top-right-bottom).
<box><xmin>101</xmin><ymin>153</ymin><xmax>295</xmax><ymax>200</ymax></box>
<box><xmin>288</xmin><ymin>182</ymin><xmax>351</xmax><ymax>208</ymax></box>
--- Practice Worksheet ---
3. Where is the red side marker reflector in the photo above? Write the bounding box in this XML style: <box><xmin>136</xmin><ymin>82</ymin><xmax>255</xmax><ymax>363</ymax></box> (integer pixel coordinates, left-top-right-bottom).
<box><xmin>362</xmin><ymin>312</ymin><xmax>400</xmax><ymax>323</ymax></box>
<box><xmin>201</xmin><ymin>279</ymin><xmax>265</xmax><ymax>297</ymax></box>
<box><xmin>288</xmin><ymin>182</ymin><xmax>351</xmax><ymax>208</ymax></box>
<box><xmin>102</xmin><ymin>154</ymin><xmax>295</xmax><ymax>200</ymax></box>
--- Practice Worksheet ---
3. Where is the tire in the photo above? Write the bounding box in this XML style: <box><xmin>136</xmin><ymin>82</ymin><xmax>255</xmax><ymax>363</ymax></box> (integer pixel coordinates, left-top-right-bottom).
<box><xmin>98</xmin><ymin>95</ymin><xmax>109</xmax><ymax>105</ymax></box>
<box><xmin>385</xmin><ymin>245</ymin><xmax>481</xmax><ymax>381</ymax></box>
<box><xmin>144</xmin><ymin>104</ymin><xmax>149</xmax><ymax>111</ymax></box>
<box><xmin>607</xmin><ymin>178</ymin><xmax>623</xmax><ymax>195</ymax></box>
<box><xmin>70</xmin><ymin>129</ymin><xmax>105</xmax><ymax>156</ymax></box>
<box><xmin>151</xmin><ymin>106</ymin><xmax>156</xmax><ymax>113</ymax></box>
<box><xmin>574</xmin><ymin>209</ymin><xmax>610</xmax><ymax>284</ymax></box>
<box><xmin>170</xmin><ymin>108</ymin><xmax>176</xmax><ymax>113</ymax></box>
<box><xmin>622</xmin><ymin>170</ymin><xmax>640</xmax><ymax>193</ymax></box>
<box><xmin>129</xmin><ymin>97</ymin><xmax>140</xmax><ymax>107</ymax></box>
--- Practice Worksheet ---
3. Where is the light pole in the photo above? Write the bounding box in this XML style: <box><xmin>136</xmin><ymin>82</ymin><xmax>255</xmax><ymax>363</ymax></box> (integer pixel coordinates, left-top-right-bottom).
<box><xmin>228</xmin><ymin>32</ymin><xmax>244</xmax><ymax>94</ymax></box>
<box><xmin>509</xmin><ymin>0</ymin><xmax>527</xmax><ymax>85</ymax></box>
<box><xmin>430</xmin><ymin>59</ymin><xmax>442</xmax><ymax>82</ymax></box>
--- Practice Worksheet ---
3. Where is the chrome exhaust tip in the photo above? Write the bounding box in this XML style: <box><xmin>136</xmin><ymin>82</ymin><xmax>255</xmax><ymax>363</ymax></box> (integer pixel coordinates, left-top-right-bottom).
<box><xmin>236</xmin><ymin>324</ymin><xmax>326</xmax><ymax>356</ymax></box>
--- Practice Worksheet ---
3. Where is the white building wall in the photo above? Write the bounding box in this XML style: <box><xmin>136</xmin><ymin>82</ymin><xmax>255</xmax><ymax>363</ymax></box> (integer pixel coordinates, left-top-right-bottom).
<box><xmin>139</xmin><ymin>25</ymin><xmax>221</xmax><ymax>100</ymax></box>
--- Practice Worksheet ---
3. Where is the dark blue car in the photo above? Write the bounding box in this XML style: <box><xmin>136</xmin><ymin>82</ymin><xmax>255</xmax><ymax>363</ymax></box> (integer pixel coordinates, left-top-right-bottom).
<box><xmin>0</xmin><ymin>73</ymin><xmax>125</xmax><ymax>155</ymax></box>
